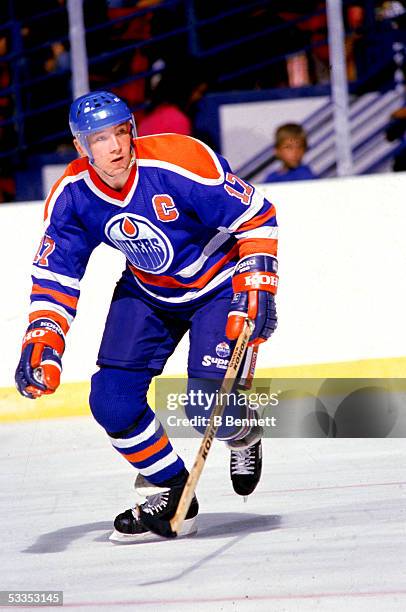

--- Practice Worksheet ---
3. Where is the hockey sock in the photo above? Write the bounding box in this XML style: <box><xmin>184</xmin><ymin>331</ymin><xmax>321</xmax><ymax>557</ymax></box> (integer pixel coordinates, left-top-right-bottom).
<box><xmin>108</xmin><ymin>410</ymin><xmax>185</xmax><ymax>485</ymax></box>
<box><xmin>90</xmin><ymin>367</ymin><xmax>185</xmax><ymax>484</ymax></box>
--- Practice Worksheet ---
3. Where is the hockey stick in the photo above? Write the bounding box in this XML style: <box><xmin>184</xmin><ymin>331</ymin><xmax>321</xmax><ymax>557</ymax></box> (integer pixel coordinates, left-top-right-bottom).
<box><xmin>139</xmin><ymin>319</ymin><xmax>254</xmax><ymax>538</ymax></box>
<box><xmin>237</xmin><ymin>344</ymin><xmax>258</xmax><ymax>390</ymax></box>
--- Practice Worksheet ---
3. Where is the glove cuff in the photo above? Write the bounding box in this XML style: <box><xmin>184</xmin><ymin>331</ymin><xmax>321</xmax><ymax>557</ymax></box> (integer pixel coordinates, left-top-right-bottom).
<box><xmin>235</xmin><ymin>254</ymin><xmax>278</xmax><ymax>274</ymax></box>
<box><xmin>22</xmin><ymin>318</ymin><xmax>65</xmax><ymax>356</ymax></box>
<box><xmin>232</xmin><ymin>271</ymin><xmax>278</xmax><ymax>294</ymax></box>
<box><xmin>233</xmin><ymin>254</ymin><xmax>279</xmax><ymax>294</ymax></box>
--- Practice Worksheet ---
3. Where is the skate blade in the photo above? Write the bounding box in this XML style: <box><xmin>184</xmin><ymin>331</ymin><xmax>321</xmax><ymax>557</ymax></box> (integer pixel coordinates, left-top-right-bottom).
<box><xmin>109</xmin><ymin>516</ymin><xmax>197</xmax><ymax>544</ymax></box>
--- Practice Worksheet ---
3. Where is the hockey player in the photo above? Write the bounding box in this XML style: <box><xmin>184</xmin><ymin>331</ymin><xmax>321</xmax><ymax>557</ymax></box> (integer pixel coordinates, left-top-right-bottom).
<box><xmin>15</xmin><ymin>91</ymin><xmax>278</xmax><ymax>542</ymax></box>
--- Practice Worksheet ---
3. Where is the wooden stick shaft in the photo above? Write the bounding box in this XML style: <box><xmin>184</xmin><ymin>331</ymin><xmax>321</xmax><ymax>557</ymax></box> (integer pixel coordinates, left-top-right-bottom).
<box><xmin>170</xmin><ymin>322</ymin><xmax>252</xmax><ymax>534</ymax></box>
<box><xmin>237</xmin><ymin>344</ymin><xmax>258</xmax><ymax>390</ymax></box>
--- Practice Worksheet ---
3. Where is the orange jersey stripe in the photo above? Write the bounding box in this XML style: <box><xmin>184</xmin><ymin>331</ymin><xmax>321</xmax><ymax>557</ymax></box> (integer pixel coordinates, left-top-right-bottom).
<box><xmin>236</xmin><ymin>205</ymin><xmax>276</xmax><ymax>233</ymax></box>
<box><xmin>130</xmin><ymin>244</ymin><xmax>239</xmax><ymax>289</ymax></box>
<box><xmin>123</xmin><ymin>434</ymin><xmax>169</xmax><ymax>463</ymax></box>
<box><xmin>136</xmin><ymin>134</ymin><xmax>222</xmax><ymax>181</ymax></box>
<box><xmin>32</xmin><ymin>284</ymin><xmax>78</xmax><ymax>310</ymax></box>
<box><xmin>44</xmin><ymin>157</ymin><xmax>88</xmax><ymax>222</ymax></box>
<box><xmin>29</xmin><ymin>310</ymin><xmax>70</xmax><ymax>334</ymax></box>
<box><xmin>238</xmin><ymin>238</ymin><xmax>278</xmax><ymax>258</ymax></box>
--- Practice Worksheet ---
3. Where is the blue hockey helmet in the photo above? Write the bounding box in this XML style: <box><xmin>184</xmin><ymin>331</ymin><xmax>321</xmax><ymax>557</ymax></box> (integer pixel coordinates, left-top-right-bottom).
<box><xmin>69</xmin><ymin>91</ymin><xmax>137</xmax><ymax>161</ymax></box>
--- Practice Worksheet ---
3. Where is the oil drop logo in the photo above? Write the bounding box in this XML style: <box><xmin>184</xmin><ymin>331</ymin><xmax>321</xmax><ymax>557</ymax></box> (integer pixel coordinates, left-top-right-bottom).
<box><xmin>105</xmin><ymin>213</ymin><xmax>173</xmax><ymax>273</ymax></box>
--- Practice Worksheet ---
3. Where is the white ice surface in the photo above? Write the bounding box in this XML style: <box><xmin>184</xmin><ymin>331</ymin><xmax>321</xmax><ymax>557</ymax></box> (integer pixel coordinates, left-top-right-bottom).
<box><xmin>1</xmin><ymin>418</ymin><xmax>405</xmax><ymax>612</ymax></box>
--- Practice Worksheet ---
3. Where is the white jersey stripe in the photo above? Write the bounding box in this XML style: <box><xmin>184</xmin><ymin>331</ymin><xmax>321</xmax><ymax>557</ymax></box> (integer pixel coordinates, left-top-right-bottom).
<box><xmin>234</xmin><ymin>226</ymin><xmax>279</xmax><ymax>240</ymax></box>
<box><xmin>176</xmin><ymin>224</ymin><xmax>278</xmax><ymax>280</ymax></box>
<box><xmin>44</xmin><ymin>170</ymin><xmax>88</xmax><ymax>230</ymax></box>
<box><xmin>131</xmin><ymin>267</ymin><xmax>233</xmax><ymax>304</ymax></box>
<box><xmin>139</xmin><ymin>451</ymin><xmax>179</xmax><ymax>476</ymax></box>
<box><xmin>109</xmin><ymin>419</ymin><xmax>158</xmax><ymax>449</ymax></box>
<box><xmin>138</xmin><ymin>159</ymin><xmax>225</xmax><ymax>186</ymax></box>
<box><xmin>177</xmin><ymin>229</ymin><xmax>231</xmax><ymax>278</ymax></box>
<box><xmin>228</xmin><ymin>190</ymin><xmax>265</xmax><ymax>231</ymax></box>
<box><xmin>137</xmin><ymin>134</ymin><xmax>225</xmax><ymax>185</ymax></box>
<box><xmin>168</xmin><ymin>188</ymin><xmax>270</xmax><ymax>280</ymax></box>
<box><xmin>83</xmin><ymin>170</ymin><xmax>139</xmax><ymax>207</ymax></box>
<box><xmin>29</xmin><ymin>301</ymin><xmax>74</xmax><ymax>325</ymax></box>
<box><xmin>32</xmin><ymin>266</ymin><xmax>80</xmax><ymax>290</ymax></box>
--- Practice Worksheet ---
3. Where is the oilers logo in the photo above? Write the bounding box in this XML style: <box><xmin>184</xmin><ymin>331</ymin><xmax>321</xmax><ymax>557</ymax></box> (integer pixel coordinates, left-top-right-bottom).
<box><xmin>216</xmin><ymin>342</ymin><xmax>230</xmax><ymax>358</ymax></box>
<box><xmin>105</xmin><ymin>213</ymin><xmax>173</xmax><ymax>273</ymax></box>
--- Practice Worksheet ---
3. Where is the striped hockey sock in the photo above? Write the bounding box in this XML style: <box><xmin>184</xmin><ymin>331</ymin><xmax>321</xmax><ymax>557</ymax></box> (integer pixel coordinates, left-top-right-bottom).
<box><xmin>108</xmin><ymin>411</ymin><xmax>184</xmax><ymax>485</ymax></box>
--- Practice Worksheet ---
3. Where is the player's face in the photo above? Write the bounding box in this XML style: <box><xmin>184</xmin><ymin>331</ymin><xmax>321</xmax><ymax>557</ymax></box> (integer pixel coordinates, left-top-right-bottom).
<box><xmin>86</xmin><ymin>122</ymin><xmax>133</xmax><ymax>175</ymax></box>
<box><xmin>276</xmin><ymin>138</ymin><xmax>306</xmax><ymax>169</ymax></box>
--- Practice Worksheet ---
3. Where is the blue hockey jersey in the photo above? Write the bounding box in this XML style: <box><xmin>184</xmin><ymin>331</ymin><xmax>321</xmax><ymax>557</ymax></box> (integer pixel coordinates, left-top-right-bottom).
<box><xmin>30</xmin><ymin>134</ymin><xmax>278</xmax><ymax>333</ymax></box>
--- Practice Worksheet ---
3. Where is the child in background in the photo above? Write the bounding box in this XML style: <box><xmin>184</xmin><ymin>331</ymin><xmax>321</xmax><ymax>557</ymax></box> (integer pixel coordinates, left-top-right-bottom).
<box><xmin>265</xmin><ymin>123</ymin><xmax>317</xmax><ymax>183</ymax></box>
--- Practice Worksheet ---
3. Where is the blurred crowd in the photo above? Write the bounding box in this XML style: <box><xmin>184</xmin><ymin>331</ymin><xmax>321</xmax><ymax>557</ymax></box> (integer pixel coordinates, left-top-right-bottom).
<box><xmin>1</xmin><ymin>1</ymin><xmax>406</xmax><ymax>202</ymax></box>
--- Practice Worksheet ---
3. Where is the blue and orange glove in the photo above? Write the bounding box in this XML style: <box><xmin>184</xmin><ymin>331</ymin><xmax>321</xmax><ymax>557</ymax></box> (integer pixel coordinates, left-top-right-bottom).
<box><xmin>226</xmin><ymin>254</ymin><xmax>278</xmax><ymax>346</ymax></box>
<box><xmin>15</xmin><ymin>319</ymin><xmax>65</xmax><ymax>399</ymax></box>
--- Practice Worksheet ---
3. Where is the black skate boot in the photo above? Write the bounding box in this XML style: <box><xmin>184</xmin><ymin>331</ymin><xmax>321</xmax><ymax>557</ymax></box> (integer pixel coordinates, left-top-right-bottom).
<box><xmin>230</xmin><ymin>439</ymin><xmax>262</xmax><ymax>497</ymax></box>
<box><xmin>110</xmin><ymin>468</ymin><xmax>199</xmax><ymax>543</ymax></box>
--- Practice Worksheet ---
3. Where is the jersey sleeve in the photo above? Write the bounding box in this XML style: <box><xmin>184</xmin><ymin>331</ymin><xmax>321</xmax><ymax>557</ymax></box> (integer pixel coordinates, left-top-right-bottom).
<box><xmin>29</xmin><ymin>183</ymin><xmax>100</xmax><ymax>334</ymax></box>
<box><xmin>136</xmin><ymin>134</ymin><xmax>277</xmax><ymax>259</ymax></box>
<box><xmin>186</xmin><ymin>147</ymin><xmax>278</xmax><ymax>259</ymax></box>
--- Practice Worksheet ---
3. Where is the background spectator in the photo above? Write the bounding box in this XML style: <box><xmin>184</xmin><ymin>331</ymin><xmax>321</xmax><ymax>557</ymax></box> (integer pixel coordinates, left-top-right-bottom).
<box><xmin>265</xmin><ymin>123</ymin><xmax>317</xmax><ymax>183</ymax></box>
<box><xmin>278</xmin><ymin>1</ymin><xmax>365</xmax><ymax>85</ymax></box>
<box><xmin>104</xmin><ymin>1</ymin><xmax>161</xmax><ymax>108</ymax></box>
<box><xmin>137</xmin><ymin>61</ymin><xmax>210</xmax><ymax>138</ymax></box>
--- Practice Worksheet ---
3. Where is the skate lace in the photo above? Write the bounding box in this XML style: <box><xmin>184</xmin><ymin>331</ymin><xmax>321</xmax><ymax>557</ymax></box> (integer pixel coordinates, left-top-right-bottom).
<box><xmin>139</xmin><ymin>491</ymin><xmax>170</xmax><ymax>516</ymax></box>
<box><xmin>231</xmin><ymin>447</ymin><xmax>255</xmax><ymax>475</ymax></box>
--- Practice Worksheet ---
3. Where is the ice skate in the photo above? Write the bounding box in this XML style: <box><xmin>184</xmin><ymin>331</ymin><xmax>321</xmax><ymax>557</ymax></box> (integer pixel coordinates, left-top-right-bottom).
<box><xmin>229</xmin><ymin>436</ymin><xmax>263</xmax><ymax>497</ymax></box>
<box><xmin>110</xmin><ymin>469</ymin><xmax>199</xmax><ymax>543</ymax></box>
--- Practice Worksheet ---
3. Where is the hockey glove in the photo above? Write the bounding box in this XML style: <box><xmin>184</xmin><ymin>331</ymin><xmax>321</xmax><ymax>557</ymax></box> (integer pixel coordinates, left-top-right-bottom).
<box><xmin>226</xmin><ymin>254</ymin><xmax>278</xmax><ymax>345</ymax></box>
<box><xmin>15</xmin><ymin>319</ymin><xmax>65</xmax><ymax>399</ymax></box>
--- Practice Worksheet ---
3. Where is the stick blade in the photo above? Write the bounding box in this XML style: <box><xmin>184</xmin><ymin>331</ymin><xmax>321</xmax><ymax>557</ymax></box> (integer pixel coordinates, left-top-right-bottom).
<box><xmin>138</xmin><ymin>508</ymin><xmax>178</xmax><ymax>538</ymax></box>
